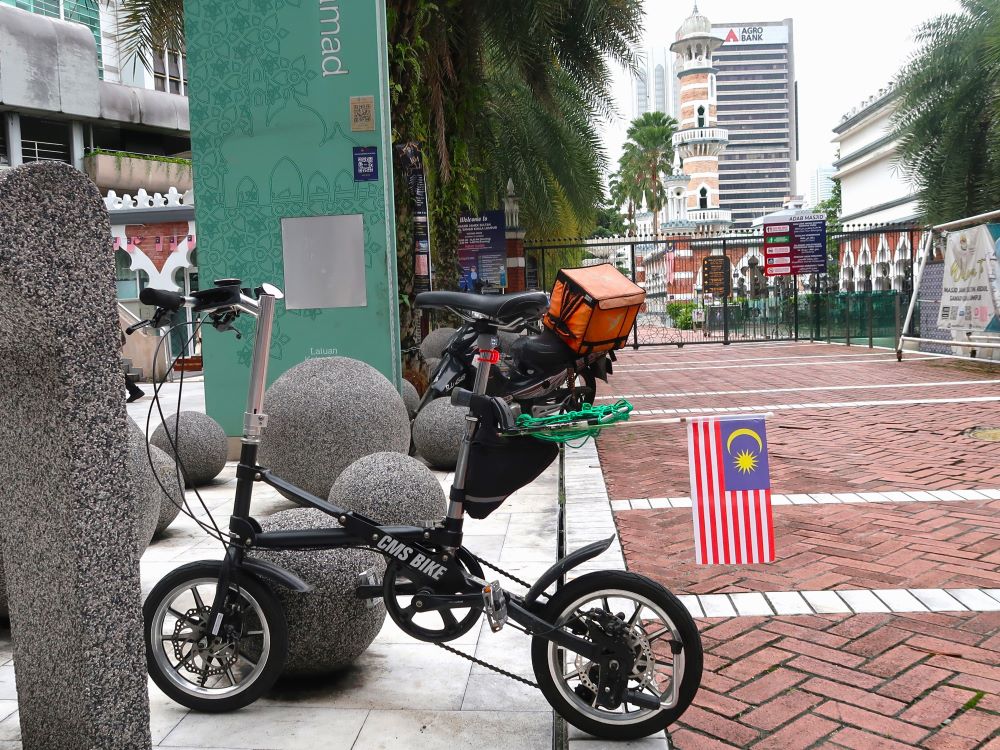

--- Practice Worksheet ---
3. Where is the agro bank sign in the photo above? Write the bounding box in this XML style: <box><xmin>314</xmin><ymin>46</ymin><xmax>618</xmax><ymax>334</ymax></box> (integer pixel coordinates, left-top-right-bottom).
<box><xmin>937</xmin><ymin>224</ymin><xmax>1000</xmax><ymax>332</ymax></box>
<box><xmin>185</xmin><ymin>0</ymin><xmax>399</xmax><ymax>434</ymax></box>
<box><xmin>713</xmin><ymin>24</ymin><xmax>789</xmax><ymax>46</ymax></box>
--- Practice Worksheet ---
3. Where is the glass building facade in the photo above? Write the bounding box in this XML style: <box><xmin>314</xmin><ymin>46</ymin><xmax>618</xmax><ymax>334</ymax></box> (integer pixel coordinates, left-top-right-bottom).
<box><xmin>711</xmin><ymin>20</ymin><xmax>797</xmax><ymax>227</ymax></box>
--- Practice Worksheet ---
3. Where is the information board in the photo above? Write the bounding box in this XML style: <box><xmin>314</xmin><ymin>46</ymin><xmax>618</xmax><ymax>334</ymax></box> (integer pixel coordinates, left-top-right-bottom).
<box><xmin>763</xmin><ymin>213</ymin><xmax>827</xmax><ymax>277</ymax></box>
<box><xmin>701</xmin><ymin>255</ymin><xmax>732</xmax><ymax>295</ymax></box>
<box><xmin>458</xmin><ymin>211</ymin><xmax>507</xmax><ymax>291</ymax></box>
<box><xmin>185</xmin><ymin>0</ymin><xmax>400</xmax><ymax>434</ymax></box>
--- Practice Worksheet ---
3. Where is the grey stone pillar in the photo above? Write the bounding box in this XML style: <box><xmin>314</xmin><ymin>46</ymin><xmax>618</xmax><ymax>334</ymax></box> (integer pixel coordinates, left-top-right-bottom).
<box><xmin>70</xmin><ymin>120</ymin><xmax>85</xmax><ymax>172</ymax></box>
<box><xmin>0</xmin><ymin>162</ymin><xmax>151</xmax><ymax>749</ymax></box>
<box><xmin>4</xmin><ymin>113</ymin><xmax>22</xmax><ymax>167</ymax></box>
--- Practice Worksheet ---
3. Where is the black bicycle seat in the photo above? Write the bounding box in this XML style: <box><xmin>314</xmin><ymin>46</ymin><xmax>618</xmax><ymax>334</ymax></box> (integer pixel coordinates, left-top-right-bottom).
<box><xmin>508</xmin><ymin>329</ymin><xmax>577</xmax><ymax>375</ymax></box>
<box><xmin>415</xmin><ymin>290</ymin><xmax>548</xmax><ymax>324</ymax></box>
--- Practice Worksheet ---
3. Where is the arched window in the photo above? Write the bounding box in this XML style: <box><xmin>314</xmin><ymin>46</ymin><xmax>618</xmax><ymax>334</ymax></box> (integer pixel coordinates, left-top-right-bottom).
<box><xmin>699</xmin><ymin>187</ymin><xmax>708</xmax><ymax>210</ymax></box>
<box><xmin>697</xmin><ymin>106</ymin><xmax>706</xmax><ymax>128</ymax></box>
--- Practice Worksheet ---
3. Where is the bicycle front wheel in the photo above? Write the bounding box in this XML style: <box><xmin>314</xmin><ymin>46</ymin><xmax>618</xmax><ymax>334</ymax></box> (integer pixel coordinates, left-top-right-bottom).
<box><xmin>144</xmin><ymin>560</ymin><xmax>288</xmax><ymax>712</ymax></box>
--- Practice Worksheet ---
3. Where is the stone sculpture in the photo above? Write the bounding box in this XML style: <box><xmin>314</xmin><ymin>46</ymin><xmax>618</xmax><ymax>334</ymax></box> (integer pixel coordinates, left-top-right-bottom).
<box><xmin>258</xmin><ymin>357</ymin><xmax>410</xmax><ymax>497</ymax></box>
<box><xmin>329</xmin><ymin>452</ymin><xmax>447</xmax><ymax>525</ymax></box>
<box><xmin>150</xmin><ymin>410</ymin><xmax>228</xmax><ymax>486</ymax></box>
<box><xmin>0</xmin><ymin>162</ymin><xmax>151</xmax><ymax>748</ymax></box>
<box><xmin>412</xmin><ymin>397</ymin><xmax>467</xmax><ymax>469</ymax></box>
<box><xmin>256</xmin><ymin>509</ymin><xmax>386</xmax><ymax>676</ymax></box>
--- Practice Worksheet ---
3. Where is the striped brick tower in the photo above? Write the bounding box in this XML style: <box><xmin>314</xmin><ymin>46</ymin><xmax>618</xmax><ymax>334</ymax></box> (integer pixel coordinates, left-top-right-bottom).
<box><xmin>670</xmin><ymin>3</ymin><xmax>733</xmax><ymax>232</ymax></box>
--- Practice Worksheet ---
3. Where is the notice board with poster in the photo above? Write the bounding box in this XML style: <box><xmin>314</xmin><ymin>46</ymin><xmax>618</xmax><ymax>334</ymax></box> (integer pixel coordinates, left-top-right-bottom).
<box><xmin>937</xmin><ymin>223</ymin><xmax>1000</xmax><ymax>331</ymax></box>
<box><xmin>458</xmin><ymin>211</ymin><xmax>507</xmax><ymax>291</ymax></box>
<box><xmin>398</xmin><ymin>143</ymin><xmax>433</xmax><ymax>293</ymax></box>
<box><xmin>184</xmin><ymin>0</ymin><xmax>400</xmax><ymax>434</ymax></box>
<box><xmin>763</xmin><ymin>213</ymin><xmax>827</xmax><ymax>276</ymax></box>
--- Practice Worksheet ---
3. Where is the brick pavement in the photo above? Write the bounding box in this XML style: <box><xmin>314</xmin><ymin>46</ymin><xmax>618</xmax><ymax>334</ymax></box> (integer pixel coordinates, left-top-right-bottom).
<box><xmin>664</xmin><ymin>611</ymin><xmax>1000</xmax><ymax>749</ymax></box>
<box><xmin>597</xmin><ymin>346</ymin><xmax>1000</xmax><ymax>499</ymax></box>
<box><xmin>616</xmin><ymin>500</ymin><xmax>1000</xmax><ymax>594</ymax></box>
<box><xmin>590</xmin><ymin>342</ymin><xmax>1000</xmax><ymax>748</ymax></box>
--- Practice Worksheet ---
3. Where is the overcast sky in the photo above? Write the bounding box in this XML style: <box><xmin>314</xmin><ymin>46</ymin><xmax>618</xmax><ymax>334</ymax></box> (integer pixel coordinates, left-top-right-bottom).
<box><xmin>600</xmin><ymin>0</ymin><xmax>961</xmax><ymax>192</ymax></box>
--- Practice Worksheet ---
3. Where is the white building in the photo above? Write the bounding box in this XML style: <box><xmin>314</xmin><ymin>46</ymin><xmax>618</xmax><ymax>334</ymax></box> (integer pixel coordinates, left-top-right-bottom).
<box><xmin>808</xmin><ymin>166</ymin><xmax>835</xmax><ymax>209</ymax></box>
<box><xmin>631</xmin><ymin>48</ymin><xmax>674</xmax><ymax>118</ymax></box>
<box><xmin>831</xmin><ymin>87</ymin><xmax>919</xmax><ymax>225</ymax></box>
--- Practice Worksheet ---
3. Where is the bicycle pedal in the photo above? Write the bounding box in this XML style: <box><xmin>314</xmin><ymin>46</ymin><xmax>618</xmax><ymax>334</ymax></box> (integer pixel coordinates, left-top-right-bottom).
<box><xmin>482</xmin><ymin>581</ymin><xmax>508</xmax><ymax>632</ymax></box>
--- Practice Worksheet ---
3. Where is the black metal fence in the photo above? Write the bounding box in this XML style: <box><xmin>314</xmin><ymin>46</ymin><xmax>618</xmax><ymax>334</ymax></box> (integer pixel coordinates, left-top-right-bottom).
<box><xmin>524</xmin><ymin>225</ymin><xmax>922</xmax><ymax>348</ymax></box>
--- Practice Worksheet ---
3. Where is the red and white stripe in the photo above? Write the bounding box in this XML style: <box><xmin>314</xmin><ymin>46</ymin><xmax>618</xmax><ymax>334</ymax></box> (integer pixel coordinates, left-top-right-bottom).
<box><xmin>687</xmin><ymin>418</ymin><xmax>775</xmax><ymax>565</ymax></box>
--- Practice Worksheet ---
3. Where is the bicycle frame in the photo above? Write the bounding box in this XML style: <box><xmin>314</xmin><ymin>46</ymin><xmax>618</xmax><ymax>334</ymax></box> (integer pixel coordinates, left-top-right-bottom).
<box><xmin>202</xmin><ymin>292</ymin><xmax>612</xmax><ymax>663</ymax></box>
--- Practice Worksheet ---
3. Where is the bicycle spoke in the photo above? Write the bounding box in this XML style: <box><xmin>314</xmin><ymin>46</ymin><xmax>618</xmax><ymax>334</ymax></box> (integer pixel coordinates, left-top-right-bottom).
<box><xmin>226</xmin><ymin>666</ymin><xmax>238</xmax><ymax>687</ymax></box>
<box><xmin>168</xmin><ymin>607</ymin><xmax>200</xmax><ymax>626</ymax></box>
<box><xmin>191</xmin><ymin>587</ymin><xmax>206</xmax><ymax>611</ymax></box>
<box><xmin>627</xmin><ymin>603</ymin><xmax>643</xmax><ymax>628</ymax></box>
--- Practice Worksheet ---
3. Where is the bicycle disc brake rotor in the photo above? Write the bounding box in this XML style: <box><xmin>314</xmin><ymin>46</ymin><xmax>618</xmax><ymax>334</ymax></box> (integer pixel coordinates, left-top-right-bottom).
<box><xmin>172</xmin><ymin>605</ymin><xmax>239</xmax><ymax>679</ymax></box>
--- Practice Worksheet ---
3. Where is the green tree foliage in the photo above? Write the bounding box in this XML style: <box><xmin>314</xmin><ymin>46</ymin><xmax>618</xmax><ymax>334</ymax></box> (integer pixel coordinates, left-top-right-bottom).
<box><xmin>893</xmin><ymin>0</ymin><xmax>1000</xmax><ymax>224</ymax></box>
<box><xmin>592</xmin><ymin>198</ymin><xmax>627</xmax><ymax>238</ymax></box>
<box><xmin>814</xmin><ymin>173</ymin><xmax>842</xmax><ymax>286</ymax></box>
<box><xmin>609</xmin><ymin>112</ymin><xmax>678</xmax><ymax>235</ymax></box>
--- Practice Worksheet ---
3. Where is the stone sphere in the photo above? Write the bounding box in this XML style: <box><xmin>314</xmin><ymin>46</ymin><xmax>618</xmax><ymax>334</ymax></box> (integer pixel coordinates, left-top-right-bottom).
<box><xmin>126</xmin><ymin>419</ymin><xmax>171</xmax><ymax>555</ymax></box>
<box><xmin>425</xmin><ymin>357</ymin><xmax>441</xmax><ymax>378</ymax></box>
<box><xmin>329</xmin><ymin>452</ymin><xmax>447</xmax><ymax>526</ymax></box>
<box><xmin>149</xmin><ymin>444</ymin><xmax>183</xmax><ymax>537</ymax></box>
<box><xmin>401</xmin><ymin>379</ymin><xmax>420</xmax><ymax>419</ymax></box>
<box><xmin>258</xmin><ymin>357</ymin><xmax>410</xmax><ymax>498</ymax></box>
<box><xmin>257</xmin><ymin>509</ymin><xmax>386</xmax><ymax>676</ymax></box>
<box><xmin>420</xmin><ymin>327</ymin><xmax>457</xmax><ymax>360</ymax></box>
<box><xmin>412</xmin><ymin>398</ymin><xmax>467</xmax><ymax>469</ymax></box>
<box><xmin>151</xmin><ymin>411</ymin><xmax>228</xmax><ymax>487</ymax></box>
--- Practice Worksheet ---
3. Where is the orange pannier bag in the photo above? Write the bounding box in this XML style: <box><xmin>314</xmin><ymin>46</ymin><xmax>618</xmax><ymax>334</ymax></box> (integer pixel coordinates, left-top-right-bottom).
<box><xmin>543</xmin><ymin>264</ymin><xmax>646</xmax><ymax>354</ymax></box>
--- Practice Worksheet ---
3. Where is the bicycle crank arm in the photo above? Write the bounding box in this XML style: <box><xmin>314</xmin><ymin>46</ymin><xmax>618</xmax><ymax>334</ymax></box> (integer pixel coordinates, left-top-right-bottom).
<box><xmin>411</xmin><ymin>592</ymin><xmax>484</xmax><ymax>612</ymax></box>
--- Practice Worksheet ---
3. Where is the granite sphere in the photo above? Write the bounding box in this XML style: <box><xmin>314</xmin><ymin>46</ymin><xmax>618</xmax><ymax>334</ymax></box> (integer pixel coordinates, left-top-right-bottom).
<box><xmin>258</xmin><ymin>357</ymin><xmax>410</xmax><ymax>498</ymax></box>
<box><xmin>151</xmin><ymin>411</ymin><xmax>228</xmax><ymax>487</ymax></box>
<box><xmin>329</xmin><ymin>452</ymin><xmax>447</xmax><ymax>525</ymax></box>
<box><xmin>257</xmin><ymin>509</ymin><xmax>386</xmax><ymax>676</ymax></box>
<box><xmin>412</xmin><ymin>398</ymin><xmax>467</xmax><ymax>470</ymax></box>
<box><xmin>148</xmin><ymin>443</ymin><xmax>183</xmax><ymax>537</ymax></box>
<box><xmin>401</xmin><ymin>379</ymin><xmax>420</xmax><ymax>419</ymax></box>
<box><xmin>425</xmin><ymin>357</ymin><xmax>441</xmax><ymax>379</ymax></box>
<box><xmin>126</xmin><ymin>419</ymin><xmax>170</xmax><ymax>554</ymax></box>
<box><xmin>419</xmin><ymin>327</ymin><xmax>457</xmax><ymax>360</ymax></box>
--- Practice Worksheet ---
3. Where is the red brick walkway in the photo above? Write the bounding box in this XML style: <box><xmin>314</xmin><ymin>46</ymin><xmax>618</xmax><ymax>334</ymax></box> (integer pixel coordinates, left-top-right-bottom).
<box><xmin>597</xmin><ymin>346</ymin><xmax>1000</xmax><ymax>499</ymax></box>
<box><xmin>617</xmin><ymin>500</ymin><xmax>1000</xmax><ymax>594</ymax></box>
<box><xmin>592</xmin><ymin>343</ymin><xmax>1000</xmax><ymax>748</ymax></box>
<box><xmin>667</xmin><ymin>612</ymin><xmax>1000</xmax><ymax>749</ymax></box>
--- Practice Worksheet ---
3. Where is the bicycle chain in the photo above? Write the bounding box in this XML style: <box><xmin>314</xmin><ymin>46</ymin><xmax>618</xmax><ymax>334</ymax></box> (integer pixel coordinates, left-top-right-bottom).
<box><xmin>430</xmin><ymin>553</ymin><xmax>542</xmax><ymax>689</ymax></box>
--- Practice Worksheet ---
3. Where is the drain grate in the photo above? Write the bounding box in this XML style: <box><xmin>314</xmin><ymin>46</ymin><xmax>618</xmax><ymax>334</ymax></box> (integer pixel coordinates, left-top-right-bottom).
<box><xmin>966</xmin><ymin>427</ymin><xmax>1000</xmax><ymax>442</ymax></box>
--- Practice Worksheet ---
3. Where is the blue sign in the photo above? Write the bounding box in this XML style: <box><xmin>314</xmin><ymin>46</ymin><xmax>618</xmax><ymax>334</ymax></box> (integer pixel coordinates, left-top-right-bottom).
<box><xmin>353</xmin><ymin>147</ymin><xmax>379</xmax><ymax>182</ymax></box>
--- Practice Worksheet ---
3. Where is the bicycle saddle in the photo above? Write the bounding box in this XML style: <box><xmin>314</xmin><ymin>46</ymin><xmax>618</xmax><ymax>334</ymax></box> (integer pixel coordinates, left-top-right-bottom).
<box><xmin>415</xmin><ymin>290</ymin><xmax>548</xmax><ymax>324</ymax></box>
<box><xmin>508</xmin><ymin>329</ymin><xmax>578</xmax><ymax>375</ymax></box>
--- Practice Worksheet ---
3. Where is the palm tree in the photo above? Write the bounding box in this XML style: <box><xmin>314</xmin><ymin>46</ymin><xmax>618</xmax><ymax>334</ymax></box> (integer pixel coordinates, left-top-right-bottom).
<box><xmin>893</xmin><ymin>0</ymin><xmax>1000</xmax><ymax>224</ymax></box>
<box><xmin>619</xmin><ymin>112</ymin><xmax>678</xmax><ymax>235</ymax></box>
<box><xmin>609</xmin><ymin>147</ymin><xmax>645</xmax><ymax>236</ymax></box>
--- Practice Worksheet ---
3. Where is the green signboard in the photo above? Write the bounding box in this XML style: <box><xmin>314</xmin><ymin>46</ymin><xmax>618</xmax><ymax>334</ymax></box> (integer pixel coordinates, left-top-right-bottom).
<box><xmin>185</xmin><ymin>0</ymin><xmax>400</xmax><ymax>434</ymax></box>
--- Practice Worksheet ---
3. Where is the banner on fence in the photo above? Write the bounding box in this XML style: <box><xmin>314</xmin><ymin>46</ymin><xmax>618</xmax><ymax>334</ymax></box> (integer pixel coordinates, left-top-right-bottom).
<box><xmin>687</xmin><ymin>416</ymin><xmax>775</xmax><ymax>565</ymax></box>
<box><xmin>937</xmin><ymin>223</ymin><xmax>1000</xmax><ymax>331</ymax></box>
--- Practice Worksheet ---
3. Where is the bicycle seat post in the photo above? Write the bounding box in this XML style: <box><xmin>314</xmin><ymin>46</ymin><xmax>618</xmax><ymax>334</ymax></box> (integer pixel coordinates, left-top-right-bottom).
<box><xmin>446</xmin><ymin>319</ymin><xmax>499</xmax><ymax>546</ymax></box>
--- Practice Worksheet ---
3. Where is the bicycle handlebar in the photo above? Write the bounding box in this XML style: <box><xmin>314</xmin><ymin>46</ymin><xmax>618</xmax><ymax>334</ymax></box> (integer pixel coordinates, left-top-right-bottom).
<box><xmin>139</xmin><ymin>287</ymin><xmax>188</xmax><ymax>311</ymax></box>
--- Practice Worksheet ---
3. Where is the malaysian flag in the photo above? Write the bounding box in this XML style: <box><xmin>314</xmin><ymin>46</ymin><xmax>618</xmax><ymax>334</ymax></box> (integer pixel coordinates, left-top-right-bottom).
<box><xmin>687</xmin><ymin>416</ymin><xmax>774</xmax><ymax>565</ymax></box>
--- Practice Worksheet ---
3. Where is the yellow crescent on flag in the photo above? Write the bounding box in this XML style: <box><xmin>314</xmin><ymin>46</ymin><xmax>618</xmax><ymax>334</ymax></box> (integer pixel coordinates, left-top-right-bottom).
<box><xmin>726</xmin><ymin>428</ymin><xmax>763</xmax><ymax>454</ymax></box>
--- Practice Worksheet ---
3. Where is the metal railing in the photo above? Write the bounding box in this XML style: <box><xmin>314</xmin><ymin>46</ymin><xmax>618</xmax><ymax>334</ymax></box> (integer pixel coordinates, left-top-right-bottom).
<box><xmin>22</xmin><ymin>139</ymin><xmax>71</xmax><ymax>164</ymax></box>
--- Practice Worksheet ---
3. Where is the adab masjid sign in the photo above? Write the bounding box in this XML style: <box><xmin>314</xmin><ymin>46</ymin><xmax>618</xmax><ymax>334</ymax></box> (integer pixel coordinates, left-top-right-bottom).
<box><xmin>185</xmin><ymin>0</ymin><xmax>401</xmax><ymax>434</ymax></box>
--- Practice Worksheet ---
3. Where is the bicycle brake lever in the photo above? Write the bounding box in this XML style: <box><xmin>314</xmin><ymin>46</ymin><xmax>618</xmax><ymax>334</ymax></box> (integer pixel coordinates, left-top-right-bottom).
<box><xmin>125</xmin><ymin>320</ymin><xmax>151</xmax><ymax>335</ymax></box>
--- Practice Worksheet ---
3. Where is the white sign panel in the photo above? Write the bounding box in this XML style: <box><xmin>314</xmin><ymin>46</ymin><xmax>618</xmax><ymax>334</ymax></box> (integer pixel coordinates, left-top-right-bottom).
<box><xmin>937</xmin><ymin>224</ymin><xmax>1000</xmax><ymax>331</ymax></box>
<box><xmin>281</xmin><ymin>214</ymin><xmax>368</xmax><ymax>310</ymax></box>
<box><xmin>713</xmin><ymin>24</ymin><xmax>789</xmax><ymax>46</ymax></box>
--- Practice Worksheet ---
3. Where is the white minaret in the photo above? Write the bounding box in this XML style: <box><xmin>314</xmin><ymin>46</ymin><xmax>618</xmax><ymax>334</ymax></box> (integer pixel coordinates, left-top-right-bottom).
<box><xmin>670</xmin><ymin>3</ymin><xmax>732</xmax><ymax>231</ymax></box>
